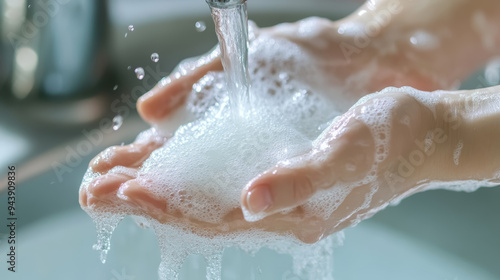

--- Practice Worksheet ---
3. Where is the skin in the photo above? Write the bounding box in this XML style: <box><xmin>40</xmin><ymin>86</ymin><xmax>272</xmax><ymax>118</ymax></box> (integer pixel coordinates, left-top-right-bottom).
<box><xmin>79</xmin><ymin>0</ymin><xmax>500</xmax><ymax>243</ymax></box>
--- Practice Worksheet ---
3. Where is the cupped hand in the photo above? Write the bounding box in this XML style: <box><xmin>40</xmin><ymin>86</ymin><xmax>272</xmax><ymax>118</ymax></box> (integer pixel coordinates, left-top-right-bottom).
<box><xmin>80</xmin><ymin>87</ymin><xmax>446</xmax><ymax>243</ymax></box>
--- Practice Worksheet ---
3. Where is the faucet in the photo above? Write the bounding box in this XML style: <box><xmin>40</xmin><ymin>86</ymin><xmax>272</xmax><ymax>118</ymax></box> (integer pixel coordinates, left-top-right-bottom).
<box><xmin>0</xmin><ymin>0</ymin><xmax>112</xmax><ymax>125</ymax></box>
<box><xmin>205</xmin><ymin>0</ymin><xmax>247</xmax><ymax>9</ymax></box>
<box><xmin>0</xmin><ymin>0</ymin><xmax>247</xmax><ymax>126</ymax></box>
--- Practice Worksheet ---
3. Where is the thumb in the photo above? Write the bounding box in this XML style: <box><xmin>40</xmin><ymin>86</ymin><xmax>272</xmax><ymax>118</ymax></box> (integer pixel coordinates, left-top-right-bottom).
<box><xmin>240</xmin><ymin>151</ymin><xmax>336</xmax><ymax>221</ymax></box>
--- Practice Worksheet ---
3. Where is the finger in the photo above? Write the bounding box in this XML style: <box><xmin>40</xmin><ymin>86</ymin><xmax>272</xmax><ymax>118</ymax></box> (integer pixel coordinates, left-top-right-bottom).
<box><xmin>81</xmin><ymin>173</ymin><xmax>133</xmax><ymax>207</ymax></box>
<box><xmin>137</xmin><ymin>48</ymin><xmax>223</xmax><ymax>123</ymax></box>
<box><xmin>90</xmin><ymin>139</ymin><xmax>165</xmax><ymax>174</ymax></box>
<box><xmin>241</xmin><ymin>117</ymin><xmax>375</xmax><ymax>219</ymax></box>
<box><xmin>117</xmin><ymin>179</ymin><xmax>169</xmax><ymax>223</ymax></box>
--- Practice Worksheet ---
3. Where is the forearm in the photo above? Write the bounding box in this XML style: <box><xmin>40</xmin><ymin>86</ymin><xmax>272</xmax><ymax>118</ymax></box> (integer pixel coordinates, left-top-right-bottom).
<box><xmin>348</xmin><ymin>0</ymin><xmax>500</xmax><ymax>89</ymax></box>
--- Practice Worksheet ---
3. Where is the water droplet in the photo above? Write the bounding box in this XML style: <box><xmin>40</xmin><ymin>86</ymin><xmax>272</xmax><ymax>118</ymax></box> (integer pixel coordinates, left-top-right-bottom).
<box><xmin>124</xmin><ymin>33</ymin><xmax>128</xmax><ymax>38</ymax></box>
<box><xmin>28</xmin><ymin>4</ymin><xmax>31</xmax><ymax>8</ymax></box>
<box><xmin>112</xmin><ymin>115</ymin><xmax>123</xmax><ymax>131</ymax></box>
<box><xmin>135</xmin><ymin>67</ymin><xmax>145</xmax><ymax>80</ymax></box>
<box><xmin>195</xmin><ymin>21</ymin><xmax>206</xmax><ymax>32</ymax></box>
<box><xmin>127</xmin><ymin>66</ymin><xmax>131</xmax><ymax>70</ymax></box>
<box><xmin>113</xmin><ymin>85</ymin><xmax>118</xmax><ymax>91</ymax></box>
<box><xmin>128</xmin><ymin>25</ymin><xmax>134</xmax><ymax>31</ymax></box>
<box><xmin>151</xmin><ymin>53</ymin><xmax>160</xmax><ymax>63</ymax></box>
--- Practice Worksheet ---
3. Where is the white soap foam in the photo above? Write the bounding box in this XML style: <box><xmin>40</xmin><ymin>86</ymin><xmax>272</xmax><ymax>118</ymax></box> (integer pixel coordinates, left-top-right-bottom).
<box><xmin>424</xmin><ymin>179</ymin><xmax>500</xmax><ymax>193</ymax></box>
<box><xmin>453</xmin><ymin>140</ymin><xmax>464</xmax><ymax>166</ymax></box>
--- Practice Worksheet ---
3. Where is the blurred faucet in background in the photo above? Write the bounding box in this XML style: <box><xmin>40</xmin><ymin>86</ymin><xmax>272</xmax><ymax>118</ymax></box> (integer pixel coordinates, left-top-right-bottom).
<box><xmin>0</xmin><ymin>0</ymin><xmax>112</xmax><ymax>125</ymax></box>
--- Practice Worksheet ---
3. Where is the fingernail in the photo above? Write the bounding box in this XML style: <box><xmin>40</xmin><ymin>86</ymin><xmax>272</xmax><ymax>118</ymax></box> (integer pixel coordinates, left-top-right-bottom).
<box><xmin>246</xmin><ymin>186</ymin><xmax>273</xmax><ymax>214</ymax></box>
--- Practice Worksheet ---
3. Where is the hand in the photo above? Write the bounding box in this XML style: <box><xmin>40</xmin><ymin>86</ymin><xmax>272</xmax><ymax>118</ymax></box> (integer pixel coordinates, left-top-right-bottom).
<box><xmin>78</xmin><ymin>17</ymin><xmax>445</xmax><ymax>242</ymax></box>
<box><xmin>79</xmin><ymin>12</ymin><xmax>499</xmax><ymax>243</ymax></box>
<box><xmin>80</xmin><ymin>87</ymin><xmax>445</xmax><ymax>243</ymax></box>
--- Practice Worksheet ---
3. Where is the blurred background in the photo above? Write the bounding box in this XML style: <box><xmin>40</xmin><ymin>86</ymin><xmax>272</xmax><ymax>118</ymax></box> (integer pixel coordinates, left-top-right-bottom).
<box><xmin>0</xmin><ymin>0</ymin><xmax>499</xmax><ymax>279</ymax></box>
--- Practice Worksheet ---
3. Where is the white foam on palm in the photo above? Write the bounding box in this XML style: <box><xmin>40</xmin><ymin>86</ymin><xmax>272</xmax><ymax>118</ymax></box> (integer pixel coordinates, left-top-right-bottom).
<box><xmin>140</xmin><ymin>93</ymin><xmax>321</xmax><ymax>224</ymax></box>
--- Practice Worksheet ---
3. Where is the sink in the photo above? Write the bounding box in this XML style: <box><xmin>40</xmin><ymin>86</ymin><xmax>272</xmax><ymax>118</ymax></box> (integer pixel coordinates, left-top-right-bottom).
<box><xmin>1</xmin><ymin>0</ymin><xmax>499</xmax><ymax>279</ymax></box>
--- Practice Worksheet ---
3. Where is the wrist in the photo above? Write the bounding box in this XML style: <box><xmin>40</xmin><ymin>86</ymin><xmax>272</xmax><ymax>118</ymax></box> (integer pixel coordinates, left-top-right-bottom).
<box><xmin>435</xmin><ymin>86</ymin><xmax>500</xmax><ymax>180</ymax></box>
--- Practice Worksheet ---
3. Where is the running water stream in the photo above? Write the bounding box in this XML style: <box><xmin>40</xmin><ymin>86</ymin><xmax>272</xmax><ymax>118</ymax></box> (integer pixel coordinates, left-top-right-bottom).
<box><xmin>208</xmin><ymin>0</ymin><xmax>251</xmax><ymax>116</ymax></box>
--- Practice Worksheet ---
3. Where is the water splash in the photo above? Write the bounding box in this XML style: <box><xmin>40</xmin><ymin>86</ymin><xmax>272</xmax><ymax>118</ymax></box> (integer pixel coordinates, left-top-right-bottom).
<box><xmin>151</xmin><ymin>53</ymin><xmax>160</xmax><ymax>63</ymax></box>
<box><xmin>135</xmin><ymin>67</ymin><xmax>145</xmax><ymax>80</ymax></box>
<box><xmin>195</xmin><ymin>21</ymin><xmax>207</xmax><ymax>32</ymax></box>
